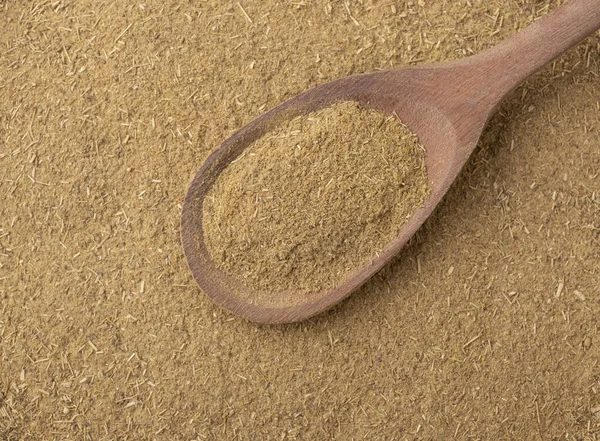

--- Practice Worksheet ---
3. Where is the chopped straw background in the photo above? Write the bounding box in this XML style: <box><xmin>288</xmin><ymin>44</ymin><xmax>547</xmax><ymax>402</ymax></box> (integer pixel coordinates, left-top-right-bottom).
<box><xmin>1</xmin><ymin>1</ymin><xmax>600</xmax><ymax>440</ymax></box>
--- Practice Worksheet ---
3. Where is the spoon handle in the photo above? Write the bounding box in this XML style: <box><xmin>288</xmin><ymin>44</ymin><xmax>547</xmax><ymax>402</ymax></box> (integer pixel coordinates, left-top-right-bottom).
<box><xmin>475</xmin><ymin>0</ymin><xmax>600</xmax><ymax>98</ymax></box>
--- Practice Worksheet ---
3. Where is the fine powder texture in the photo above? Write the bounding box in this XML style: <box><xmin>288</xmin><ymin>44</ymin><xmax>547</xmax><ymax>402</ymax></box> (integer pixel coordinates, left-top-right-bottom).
<box><xmin>203</xmin><ymin>101</ymin><xmax>430</xmax><ymax>294</ymax></box>
<box><xmin>4</xmin><ymin>1</ymin><xmax>600</xmax><ymax>440</ymax></box>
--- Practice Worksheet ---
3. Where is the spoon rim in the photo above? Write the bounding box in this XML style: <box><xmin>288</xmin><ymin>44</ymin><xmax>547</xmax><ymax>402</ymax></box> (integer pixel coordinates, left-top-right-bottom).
<box><xmin>181</xmin><ymin>70</ymin><xmax>471</xmax><ymax>324</ymax></box>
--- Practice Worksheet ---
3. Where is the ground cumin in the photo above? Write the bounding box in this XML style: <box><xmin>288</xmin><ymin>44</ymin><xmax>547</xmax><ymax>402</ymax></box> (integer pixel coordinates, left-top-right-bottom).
<box><xmin>5</xmin><ymin>1</ymin><xmax>600</xmax><ymax>439</ymax></box>
<box><xmin>203</xmin><ymin>101</ymin><xmax>430</xmax><ymax>294</ymax></box>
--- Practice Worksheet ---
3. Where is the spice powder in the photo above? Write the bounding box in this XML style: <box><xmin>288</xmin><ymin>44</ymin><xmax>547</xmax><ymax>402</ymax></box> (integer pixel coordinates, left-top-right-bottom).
<box><xmin>203</xmin><ymin>101</ymin><xmax>430</xmax><ymax>295</ymax></box>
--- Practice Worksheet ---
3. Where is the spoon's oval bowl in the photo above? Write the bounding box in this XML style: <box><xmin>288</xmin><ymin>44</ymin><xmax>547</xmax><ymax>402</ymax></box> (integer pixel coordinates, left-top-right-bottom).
<box><xmin>181</xmin><ymin>68</ymin><xmax>482</xmax><ymax>324</ymax></box>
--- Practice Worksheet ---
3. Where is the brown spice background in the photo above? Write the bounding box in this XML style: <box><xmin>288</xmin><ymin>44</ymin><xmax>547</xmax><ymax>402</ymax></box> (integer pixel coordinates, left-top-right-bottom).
<box><xmin>203</xmin><ymin>102</ymin><xmax>429</xmax><ymax>296</ymax></box>
<box><xmin>1</xmin><ymin>1</ymin><xmax>599</xmax><ymax>440</ymax></box>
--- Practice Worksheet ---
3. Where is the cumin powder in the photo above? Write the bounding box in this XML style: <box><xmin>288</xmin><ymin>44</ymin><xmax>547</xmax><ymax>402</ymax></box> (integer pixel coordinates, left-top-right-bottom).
<box><xmin>203</xmin><ymin>101</ymin><xmax>430</xmax><ymax>294</ymax></box>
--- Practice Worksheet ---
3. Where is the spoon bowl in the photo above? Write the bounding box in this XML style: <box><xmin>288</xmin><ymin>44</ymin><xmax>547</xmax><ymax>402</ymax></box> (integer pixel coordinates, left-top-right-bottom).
<box><xmin>182</xmin><ymin>0</ymin><xmax>600</xmax><ymax>324</ymax></box>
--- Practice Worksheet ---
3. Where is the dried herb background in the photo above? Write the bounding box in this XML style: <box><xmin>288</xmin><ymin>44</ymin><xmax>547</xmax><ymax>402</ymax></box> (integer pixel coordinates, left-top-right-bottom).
<box><xmin>1</xmin><ymin>1</ymin><xmax>599</xmax><ymax>440</ymax></box>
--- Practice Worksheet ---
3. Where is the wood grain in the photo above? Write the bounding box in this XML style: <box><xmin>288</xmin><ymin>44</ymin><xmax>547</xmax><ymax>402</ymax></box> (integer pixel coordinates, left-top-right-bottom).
<box><xmin>181</xmin><ymin>0</ymin><xmax>600</xmax><ymax>324</ymax></box>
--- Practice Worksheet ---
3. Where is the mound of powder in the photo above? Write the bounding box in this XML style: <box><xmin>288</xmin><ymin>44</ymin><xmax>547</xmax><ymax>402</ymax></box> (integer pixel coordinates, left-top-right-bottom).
<box><xmin>203</xmin><ymin>101</ymin><xmax>430</xmax><ymax>295</ymax></box>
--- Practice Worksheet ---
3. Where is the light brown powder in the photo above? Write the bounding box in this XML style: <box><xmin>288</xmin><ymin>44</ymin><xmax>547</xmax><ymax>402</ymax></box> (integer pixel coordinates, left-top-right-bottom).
<box><xmin>203</xmin><ymin>101</ymin><xmax>430</xmax><ymax>294</ymax></box>
<box><xmin>4</xmin><ymin>1</ymin><xmax>600</xmax><ymax>439</ymax></box>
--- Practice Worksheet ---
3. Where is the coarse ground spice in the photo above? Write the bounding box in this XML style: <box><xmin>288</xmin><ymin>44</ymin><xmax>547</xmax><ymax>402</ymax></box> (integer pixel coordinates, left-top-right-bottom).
<box><xmin>203</xmin><ymin>101</ymin><xmax>429</xmax><ymax>295</ymax></box>
<box><xmin>1</xmin><ymin>1</ymin><xmax>600</xmax><ymax>440</ymax></box>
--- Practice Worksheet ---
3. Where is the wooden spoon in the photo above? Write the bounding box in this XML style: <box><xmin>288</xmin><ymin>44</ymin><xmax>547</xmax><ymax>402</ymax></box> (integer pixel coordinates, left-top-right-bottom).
<box><xmin>182</xmin><ymin>0</ymin><xmax>600</xmax><ymax>324</ymax></box>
